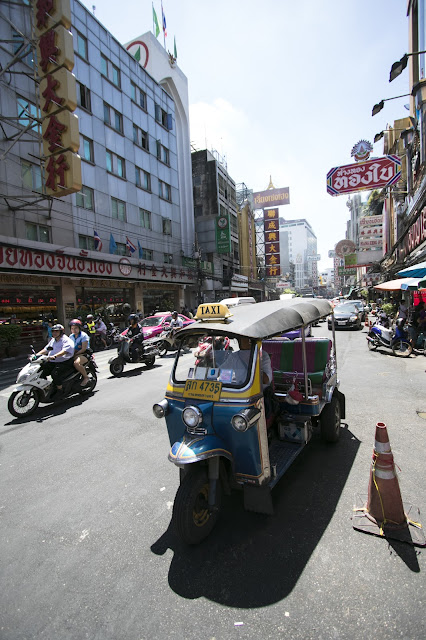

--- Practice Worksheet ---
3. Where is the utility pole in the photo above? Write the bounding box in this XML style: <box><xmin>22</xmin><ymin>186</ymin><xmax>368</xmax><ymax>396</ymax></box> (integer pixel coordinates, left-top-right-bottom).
<box><xmin>193</xmin><ymin>237</ymin><xmax>203</xmax><ymax>305</ymax></box>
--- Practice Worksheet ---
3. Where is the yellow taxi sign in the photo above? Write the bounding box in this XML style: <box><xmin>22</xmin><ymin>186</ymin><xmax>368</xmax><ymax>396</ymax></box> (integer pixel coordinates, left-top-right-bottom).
<box><xmin>195</xmin><ymin>303</ymin><xmax>232</xmax><ymax>321</ymax></box>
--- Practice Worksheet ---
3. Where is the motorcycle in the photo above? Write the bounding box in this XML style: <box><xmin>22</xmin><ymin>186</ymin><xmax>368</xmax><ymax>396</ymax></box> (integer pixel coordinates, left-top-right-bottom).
<box><xmin>367</xmin><ymin>318</ymin><xmax>412</xmax><ymax>357</ymax></box>
<box><xmin>8</xmin><ymin>348</ymin><xmax>98</xmax><ymax>418</ymax></box>
<box><xmin>194</xmin><ymin>335</ymin><xmax>231</xmax><ymax>366</ymax></box>
<box><xmin>156</xmin><ymin>328</ymin><xmax>183</xmax><ymax>357</ymax></box>
<box><xmin>107</xmin><ymin>322</ymin><xmax>121</xmax><ymax>344</ymax></box>
<box><xmin>108</xmin><ymin>331</ymin><xmax>159</xmax><ymax>376</ymax></box>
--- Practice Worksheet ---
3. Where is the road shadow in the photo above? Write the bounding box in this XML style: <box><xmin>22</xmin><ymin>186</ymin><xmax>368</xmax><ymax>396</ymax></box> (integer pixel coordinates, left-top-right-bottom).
<box><xmin>151</xmin><ymin>424</ymin><xmax>360</xmax><ymax>608</ymax></box>
<box><xmin>1</xmin><ymin>390</ymin><xmax>98</xmax><ymax>433</ymax></box>
<box><xmin>106</xmin><ymin>363</ymin><xmax>162</xmax><ymax>379</ymax></box>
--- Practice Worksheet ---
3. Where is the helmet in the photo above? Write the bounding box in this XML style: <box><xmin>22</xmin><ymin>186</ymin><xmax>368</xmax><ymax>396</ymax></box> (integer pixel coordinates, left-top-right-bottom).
<box><xmin>128</xmin><ymin>313</ymin><xmax>139</xmax><ymax>324</ymax></box>
<box><xmin>86</xmin><ymin>314</ymin><xmax>94</xmax><ymax>320</ymax></box>
<box><xmin>396</xmin><ymin>318</ymin><xmax>405</xmax><ymax>329</ymax></box>
<box><xmin>52</xmin><ymin>323</ymin><xmax>65</xmax><ymax>334</ymax></box>
<box><xmin>172</xmin><ymin>311</ymin><xmax>178</xmax><ymax>318</ymax></box>
<box><xmin>69</xmin><ymin>318</ymin><xmax>82</xmax><ymax>327</ymax></box>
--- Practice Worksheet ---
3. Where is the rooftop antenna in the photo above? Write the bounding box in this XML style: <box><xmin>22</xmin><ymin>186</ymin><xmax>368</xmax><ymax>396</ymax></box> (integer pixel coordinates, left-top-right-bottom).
<box><xmin>92</xmin><ymin>5</ymin><xmax>96</xmax><ymax>15</ymax></box>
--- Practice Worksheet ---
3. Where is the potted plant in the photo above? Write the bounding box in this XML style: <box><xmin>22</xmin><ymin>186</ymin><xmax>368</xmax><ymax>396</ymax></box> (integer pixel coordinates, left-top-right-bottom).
<box><xmin>0</xmin><ymin>324</ymin><xmax>22</xmax><ymax>358</ymax></box>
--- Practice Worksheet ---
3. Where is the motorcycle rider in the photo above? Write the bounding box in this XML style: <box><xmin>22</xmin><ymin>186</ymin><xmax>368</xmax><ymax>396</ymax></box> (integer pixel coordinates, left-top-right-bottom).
<box><xmin>69</xmin><ymin>319</ymin><xmax>90</xmax><ymax>386</ymax></box>
<box><xmin>170</xmin><ymin>311</ymin><xmax>183</xmax><ymax>331</ymax></box>
<box><xmin>35</xmin><ymin>324</ymin><xmax>75</xmax><ymax>395</ymax></box>
<box><xmin>127</xmin><ymin>313</ymin><xmax>144</xmax><ymax>362</ymax></box>
<box><xmin>85</xmin><ymin>314</ymin><xmax>96</xmax><ymax>349</ymax></box>
<box><xmin>95</xmin><ymin>316</ymin><xmax>107</xmax><ymax>349</ymax></box>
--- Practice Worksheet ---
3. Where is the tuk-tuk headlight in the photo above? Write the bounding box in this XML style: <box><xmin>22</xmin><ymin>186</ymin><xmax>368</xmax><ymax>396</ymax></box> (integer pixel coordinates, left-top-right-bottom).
<box><xmin>153</xmin><ymin>399</ymin><xmax>169</xmax><ymax>418</ymax></box>
<box><xmin>182</xmin><ymin>405</ymin><xmax>203</xmax><ymax>428</ymax></box>
<box><xmin>231</xmin><ymin>407</ymin><xmax>261</xmax><ymax>433</ymax></box>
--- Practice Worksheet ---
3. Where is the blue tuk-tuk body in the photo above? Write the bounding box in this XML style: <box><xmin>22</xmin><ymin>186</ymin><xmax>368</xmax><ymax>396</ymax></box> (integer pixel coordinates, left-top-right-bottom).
<box><xmin>153</xmin><ymin>299</ymin><xmax>345</xmax><ymax>544</ymax></box>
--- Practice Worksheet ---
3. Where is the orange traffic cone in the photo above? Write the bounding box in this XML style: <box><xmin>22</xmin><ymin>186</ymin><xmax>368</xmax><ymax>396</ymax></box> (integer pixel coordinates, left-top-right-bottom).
<box><xmin>353</xmin><ymin>422</ymin><xmax>425</xmax><ymax>546</ymax></box>
<box><xmin>364</xmin><ymin>317</ymin><xmax>369</xmax><ymax>327</ymax></box>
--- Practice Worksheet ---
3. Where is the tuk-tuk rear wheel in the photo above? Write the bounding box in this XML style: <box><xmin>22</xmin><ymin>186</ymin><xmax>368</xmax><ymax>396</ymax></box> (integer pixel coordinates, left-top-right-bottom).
<box><xmin>173</xmin><ymin>466</ymin><xmax>222</xmax><ymax>545</ymax></box>
<box><xmin>320</xmin><ymin>396</ymin><xmax>341</xmax><ymax>443</ymax></box>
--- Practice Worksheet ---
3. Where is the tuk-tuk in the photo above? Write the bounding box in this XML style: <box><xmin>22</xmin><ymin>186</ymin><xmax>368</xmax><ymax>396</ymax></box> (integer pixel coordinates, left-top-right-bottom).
<box><xmin>152</xmin><ymin>298</ymin><xmax>345</xmax><ymax>544</ymax></box>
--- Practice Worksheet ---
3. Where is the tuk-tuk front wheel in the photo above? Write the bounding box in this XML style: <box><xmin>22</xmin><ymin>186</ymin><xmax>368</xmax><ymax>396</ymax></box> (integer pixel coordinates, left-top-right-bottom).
<box><xmin>320</xmin><ymin>396</ymin><xmax>341</xmax><ymax>443</ymax></box>
<box><xmin>173</xmin><ymin>466</ymin><xmax>222</xmax><ymax>545</ymax></box>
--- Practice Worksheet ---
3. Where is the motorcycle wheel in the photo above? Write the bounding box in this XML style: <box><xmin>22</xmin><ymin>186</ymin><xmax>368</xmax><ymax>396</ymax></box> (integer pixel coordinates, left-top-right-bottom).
<box><xmin>144</xmin><ymin>355</ymin><xmax>155</xmax><ymax>368</ymax></box>
<box><xmin>8</xmin><ymin>389</ymin><xmax>40</xmax><ymax>418</ymax></box>
<box><xmin>173</xmin><ymin>466</ymin><xmax>222</xmax><ymax>545</ymax></box>
<box><xmin>367</xmin><ymin>338</ymin><xmax>378</xmax><ymax>351</ymax></box>
<box><xmin>79</xmin><ymin>371</ymin><xmax>97</xmax><ymax>394</ymax></box>
<box><xmin>105</xmin><ymin>334</ymin><xmax>113</xmax><ymax>348</ymax></box>
<box><xmin>158</xmin><ymin>341</ymin><xmax>168</xmax><ymax>357</ymax></box>
<box><xmin>109</xmin><ymin>360</ymin><xmax>124</xmax><ymax>376</ymax></box>
<box><xmin>392</xmin><ymin>340</ymin><xmax>413</xmax><ymax>358</ymax></box>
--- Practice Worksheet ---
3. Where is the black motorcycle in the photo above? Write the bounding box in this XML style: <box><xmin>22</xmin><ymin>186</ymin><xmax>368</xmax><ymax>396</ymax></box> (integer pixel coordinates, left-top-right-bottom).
<box><xmin>108</xmin><ymin>330</ymin><xmax>159</xmax><ymax>376</ymax></box>
<box><xmin>8</xmin><ymin>348</ymin><xmax>98</xmax><ymax>418</ymax></box>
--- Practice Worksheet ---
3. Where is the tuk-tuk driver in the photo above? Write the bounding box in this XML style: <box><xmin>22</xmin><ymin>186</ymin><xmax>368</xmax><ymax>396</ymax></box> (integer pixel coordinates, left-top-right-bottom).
<box><xmin>222</xmin><ymin>336</ymin><xmax>272</xmax><ymax>389</ymax></box>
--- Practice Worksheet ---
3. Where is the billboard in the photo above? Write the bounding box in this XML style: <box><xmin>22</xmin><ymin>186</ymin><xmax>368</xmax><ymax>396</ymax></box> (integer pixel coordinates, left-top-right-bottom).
<box><xmin>264</xmin><ymin>208</ymin><xmax>280</xmax><ymax>277</ymax></box>
<box><xmin>327</xmin><ymin>156</ymin><xmax>401</xmax><ymax>197</ymax></box>
<box><xmin>253</xmin><ymin>187</ymin><xmax>290</xmax><ymax>209</ymax></box>
<box><xmin>215</xmin><ymin>214</ymin><xmax>231</xmax><ymax>254</ymax></box>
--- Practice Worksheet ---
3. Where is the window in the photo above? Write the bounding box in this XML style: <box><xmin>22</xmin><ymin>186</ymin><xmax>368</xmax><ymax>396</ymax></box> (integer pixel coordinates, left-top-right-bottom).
<box><xmin>135</xmin><ymin>167</ymin><xmax>151</xmax><ymax>191</ymax></box>
<box><xmin>111</xmin><ymin>197</ymin><xmax>126</xmax><ymax>221</ymax></box>
<box><xmin>17</xmin><ymin>97</ymin><xmax>39</xmax><ymax>132</ymax></box>
<box><xmin>159</xmin><ymin>180</ymin><xmax>171</xmax><ymax>202</ymax></box>
<box><xmin>78</xmin><ymin>235</ymin><xmax>95</xmax><ymax>250</ymax></box>
<box><xmin>75</xmin><ymin>186</ymin><xmax>94</xmax><ymax>210</ymax></box>
<box><xmin>133</xmin><ymin>124</ymin><xmax>149</xmax><ymax>150</ymax></box>
<box><xmin>103</xmin><ymin>102</ymin><xmax>123</xmax><ymax>133</ymax></box>
<box><xmin>131</xmin><ymin>82</ymin><xmax>147</xmax><ymax>110</ymax></box>
<box><xmin>155</xmin><ymin>104</ymin><xmax>172</xmax><ymax>130</ymax></box>
<box><xmin>21</xmin><ymin>160</ymin><xmax>42</xmax><ymax>192</ymax></box>
<box><xmin>141</xmin><ymin>247</ymin><xmax>153</xmax><ymax>260</ymax></box>
<box><xmin>164</xmin><ymin>253</ymin><xmax>173</xmax><ymax>264</ymax></box>
<box><xmin>157</xmin><ymin>141</ymin><xmax>170</xmax><ymax>165</ymax></box>
<box><xmin>139</xmin><ymin>208</ymin><xmax>151</xmax><ymax>229</ymax></box>
<box><xmin>81</xmin><ymin>135</ymin><xmax>94</xmax><ymax>162</ymax></box>
<box><xmin>76</xmin><ymin>31</ymin><xmax>88</xmax><ymax>60</ymax></box>
<box><xmin>77</xmin><ymin>82</ymin><xmax>91</xmax><ymax>111</ymax></box>
<box><xmin>115</xmin><ymin>243</ymin><xmax>127</xmax><ymax>256</ymax></box>
<box><xmin>25</xmin><ymin>222</ymin><xmax>50</xmax><ymax>243</ymax></box>
<box><xmin>162</xmin><ymin>218</ymin><xmax>172</xmax><ymax>235</ymax></box>
<box><xmin>100</xmin><ymin>54</ymin><xmax>121</xmax><ymax>87</ymax></box>
<box><xmin>106</xmin><ymin>150</ymin><xmax>125</xmax><ymax>178</ymax></box>
<box><xmin>12</xmin><ymin>29</ymin><xmax>34</xmax><ymax>66</ymax></box>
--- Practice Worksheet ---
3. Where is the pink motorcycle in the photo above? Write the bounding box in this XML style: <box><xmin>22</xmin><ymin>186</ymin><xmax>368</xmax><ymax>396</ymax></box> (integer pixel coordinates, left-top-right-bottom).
<box><xmin>194</xmin><ymin>335</ymin><xmax>231</xmax><ymax>366</ymax></box>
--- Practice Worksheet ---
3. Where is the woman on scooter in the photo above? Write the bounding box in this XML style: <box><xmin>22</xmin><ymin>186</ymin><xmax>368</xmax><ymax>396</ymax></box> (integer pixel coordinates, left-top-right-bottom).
<box><xmin>127</xmin><ymin>313</ymin><xmax>144</xmax><ymax>362</ymax></box>
<box><xmin>69</xmin><ymin>319</ymin><xmax>90</xmax><ymax>386</ymax></box>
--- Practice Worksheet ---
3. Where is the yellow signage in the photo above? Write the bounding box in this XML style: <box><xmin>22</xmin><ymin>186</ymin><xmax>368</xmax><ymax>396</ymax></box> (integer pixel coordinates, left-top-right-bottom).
<box><xmin>44</xmin><ymin>150</ymin><xmax>82</xmax><ymax>197</ymax></box>
<box><xmin>36</xmin><ymin>25</ymin><xmax>75</xmax><ymax>78</ymax></box>
<box><xmin>183</xmin><ymin>380</ymin><xmax>222</xmax><ymax>402</ymax></box>
<box><xmin>39</xmin><ymin>68</ymin><xmax>77</xmax><ymax>115</ymax></box>
<box><xmin>42</xmin><ymin>110</ymin><xmax>80</xmax><ymax>155</ymax></box>
<box><xmin>34</xmin><ymin>0</ymin><xmax>72</xmax><ymax>35</ymax></box>
<box><xmin>195</xmin><ymin>303</ymin><xmax>232</xmax><ymax>321</ymax></box>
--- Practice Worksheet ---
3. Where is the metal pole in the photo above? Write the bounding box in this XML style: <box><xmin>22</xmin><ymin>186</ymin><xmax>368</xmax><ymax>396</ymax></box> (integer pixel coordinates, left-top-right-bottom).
<box><xmin>301</xmin><ymin>325</ymin><xmax>309</xmax><ymax>400</ymax></box>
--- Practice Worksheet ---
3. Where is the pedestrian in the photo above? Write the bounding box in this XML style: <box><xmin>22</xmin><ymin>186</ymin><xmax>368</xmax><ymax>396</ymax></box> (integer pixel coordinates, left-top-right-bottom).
<box><xmin>397</xmin><ymin>299</ymin><xmax>408</xmax><ymax>326</ymax></box>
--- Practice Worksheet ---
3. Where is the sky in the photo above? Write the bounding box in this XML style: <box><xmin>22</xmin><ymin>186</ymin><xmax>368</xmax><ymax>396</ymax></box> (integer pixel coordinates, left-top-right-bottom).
<box><xmin>79</xmin><ymin>0</ymin><xmax>409</xmax><ymax>272</ymax></box>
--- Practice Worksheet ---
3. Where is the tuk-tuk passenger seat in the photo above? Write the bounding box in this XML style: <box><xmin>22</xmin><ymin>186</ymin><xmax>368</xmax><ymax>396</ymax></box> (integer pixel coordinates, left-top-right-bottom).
<box><xmin>262</xmin><ymin>338</ymin><xmax>332</xmax><ymax>398</ymax></box>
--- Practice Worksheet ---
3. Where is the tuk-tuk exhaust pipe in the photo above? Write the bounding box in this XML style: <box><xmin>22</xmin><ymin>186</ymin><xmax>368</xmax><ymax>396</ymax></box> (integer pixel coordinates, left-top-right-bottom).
<box><xmin>208</xmin><ymin>456</ymin><xmax>220</xmax><ymax>509</ymax></box>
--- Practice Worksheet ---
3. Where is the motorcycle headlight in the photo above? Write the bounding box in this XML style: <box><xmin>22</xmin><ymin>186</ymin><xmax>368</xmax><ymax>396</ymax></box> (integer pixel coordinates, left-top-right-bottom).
<box><xmin>152</xmin><ymin>399</ymin><xmax>169</xmax><ymax>418</ymax></box>
<box><xmin>350</xmin><ymin>315</ymin><xmax>358</xmax><ymax>322</ymax></box>
<box><xmin>182</xmin><ymin>405</ymin><xmax>202</xmax><ymax>428</ymax></box>
<box><xmin>17</xmin><ymin>372</ymin><xmax>30</xmax><ymax>383</ymax></box>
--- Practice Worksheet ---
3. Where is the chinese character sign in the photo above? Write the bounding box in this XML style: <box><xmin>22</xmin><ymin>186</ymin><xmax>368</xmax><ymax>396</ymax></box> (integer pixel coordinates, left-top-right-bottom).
<box><xmin>34</xmin><ymin>0</ymin><xmax>81</xmax><ymax>197</ymax></box>
<box><xmin>264</xmin><ymin>208</ymin><xmax>280</xmax><ymax>277</ymax></box>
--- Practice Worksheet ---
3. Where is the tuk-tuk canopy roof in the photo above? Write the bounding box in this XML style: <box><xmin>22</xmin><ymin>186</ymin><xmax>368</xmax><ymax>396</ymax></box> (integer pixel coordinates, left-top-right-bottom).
<box><xmin>180</xmin><ymin>298</ymin><xmax>333</xmax><ymax>340</ymax></box>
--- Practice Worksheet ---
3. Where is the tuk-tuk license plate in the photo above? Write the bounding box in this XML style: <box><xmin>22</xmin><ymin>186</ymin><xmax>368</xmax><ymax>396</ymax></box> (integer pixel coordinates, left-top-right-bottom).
<box><xmin>183</xmin><ymin>379</ymin><xmax>222</xmax><ymax>401</ymax></box>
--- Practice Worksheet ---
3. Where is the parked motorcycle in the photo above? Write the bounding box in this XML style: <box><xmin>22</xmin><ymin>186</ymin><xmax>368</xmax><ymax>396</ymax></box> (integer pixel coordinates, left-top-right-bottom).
<box><xmin>8</xmin><ymin>348</ymin><xmax>98</xmax><ymax>418</ymax></box>
<box><xmin>367</xmin><ymin>318</ymin><xmax>412</xmax><ymax>357</ymax></box>
<box><xmin>108</xmin><ymin>331</ymin><xmax>159</xmax><ymax>376</ymax></box>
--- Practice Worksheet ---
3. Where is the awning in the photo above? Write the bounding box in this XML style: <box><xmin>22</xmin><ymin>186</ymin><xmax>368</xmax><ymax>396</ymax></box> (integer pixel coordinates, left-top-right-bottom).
<box><xmin>374</xmin><ymin>277</ymin><xmax>421</xmax><ymax>291</ymax></box>
<box><xmin>397</xmin><ymin>261</ymin><xmax>426</xmax><ymax>278</ymax></box>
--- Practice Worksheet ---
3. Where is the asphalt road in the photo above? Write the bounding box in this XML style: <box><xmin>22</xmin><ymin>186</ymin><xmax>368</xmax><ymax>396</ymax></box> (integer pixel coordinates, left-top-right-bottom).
<box><xmin>1</xmin><ymin>324</ymin><xmax>426</xmax><ymax>640</ymax></box>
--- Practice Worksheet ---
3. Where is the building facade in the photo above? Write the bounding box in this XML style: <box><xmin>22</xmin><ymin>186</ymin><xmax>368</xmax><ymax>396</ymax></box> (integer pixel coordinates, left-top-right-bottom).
<box><xmin>279</xmin><ymin>219</ymin><xmax>318</xmax><ymax>292</ymax></box>
<box><xmin>0</xmin><ymin>0</ymin><xmax>194</xmax><ymax>331</ymax></box>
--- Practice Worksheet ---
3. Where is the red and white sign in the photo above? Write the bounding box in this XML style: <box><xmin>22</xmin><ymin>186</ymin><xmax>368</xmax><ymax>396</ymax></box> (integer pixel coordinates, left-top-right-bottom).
<box><xmin>359</xmin><ymin>237</ymin><xmax>382</xmax><ymax>248</ymax></box>
<box><xmin>327</xmin><ymin>156</ymin><xmax>401</xmax><ymax>196</ymax></box>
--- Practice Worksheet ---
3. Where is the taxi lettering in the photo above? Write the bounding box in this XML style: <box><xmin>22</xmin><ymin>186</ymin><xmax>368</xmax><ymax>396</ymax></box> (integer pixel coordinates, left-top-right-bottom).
<box><xmin>201</xmin><ymin>305</ymin><xmax>219</xmax><ymax>315</ymax></box>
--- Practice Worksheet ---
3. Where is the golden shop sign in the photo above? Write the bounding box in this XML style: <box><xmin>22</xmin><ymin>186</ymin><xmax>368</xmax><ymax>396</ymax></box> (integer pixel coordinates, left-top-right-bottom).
<box><xmin>253</xmin><ymin>187</ymin><xmax>290</xmax><ymax>209</ymax></box>
<box><xmin>34</xmin><ymin>0</ymin><xmax>82</xmax><ymax>198</ymax></box>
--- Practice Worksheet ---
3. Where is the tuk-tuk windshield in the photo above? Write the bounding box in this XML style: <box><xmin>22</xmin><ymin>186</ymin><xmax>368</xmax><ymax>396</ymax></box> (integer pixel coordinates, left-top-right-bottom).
<box><xmin>173</xmin><ymin>335</ymin><xmax>254</xmax><ymax>388</ymax></box>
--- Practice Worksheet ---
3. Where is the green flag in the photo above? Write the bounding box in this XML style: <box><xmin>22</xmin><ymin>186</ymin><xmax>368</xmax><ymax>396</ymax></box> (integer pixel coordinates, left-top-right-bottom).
<box><xmin>134</xmin><ymin>46</ymin><xmax>141</xmax><ymax>62</ymax></box>
<box><xmin>153</xmin><ymin>5</ymin><xmax>160</xmax><ymax>38</ymax></box>
<box><xmin>174</xmin><ymin>36</ymin><xmax>177</xmax><ymax>59</ymax></box>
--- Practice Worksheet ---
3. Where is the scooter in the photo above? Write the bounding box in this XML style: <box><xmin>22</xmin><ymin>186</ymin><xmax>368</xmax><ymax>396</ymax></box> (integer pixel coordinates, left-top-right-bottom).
<box><xmin>108</xmin><ymin>331</ymin><xmax>159</xmax><ymax>376</ymax></box>
<box><xmin>367</xmin><ymin>318</ymin><xmax>412</xmax><ymax>357</ymax></box>
<box><xmin>8</xmin><ymin>347</ymin><xmax>98</xmax><ymax>418</ymax></box>
<box><xmin>156</xmin><ymin>328</ymin><xmax>182</xmax><ymax>357</ymax></box>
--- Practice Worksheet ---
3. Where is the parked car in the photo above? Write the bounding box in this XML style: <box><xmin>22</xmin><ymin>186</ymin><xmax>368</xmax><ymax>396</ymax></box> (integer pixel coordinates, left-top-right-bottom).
<box><xmin>140</xmin><ymin>313</ymin><xmax>195</xmax><ymax>338</ymax></box>
<box><xmin>328</xmin><ymin>303</ymin><xmax>362</xmax><ymax>330</ymax></box>
<box><xmin>341</xmin><ymin>299</ymin><xmax>366</xmax><ymax>322</ymax></box>
<box><xmin>282</xmin><ymin>324</ymin><xmax>312</xmax><ymax>339</ymax></box>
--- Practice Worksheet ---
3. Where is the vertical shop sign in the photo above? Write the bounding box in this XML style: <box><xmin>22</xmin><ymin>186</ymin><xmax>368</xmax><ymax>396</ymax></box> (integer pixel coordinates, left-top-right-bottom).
<box><xmin>216</xmin><ymin>214</ymin><xmax>231</xmax><ymax>254</ymax></box>
<box><xmin>34</xmin><ymin>0</ymin><xmax>82</xmax><ymax>196</ymax></box>
<box><xmin>264</xmin><ymin>208</ymin><xmax>280</xmax><ymax>277</ymax></box>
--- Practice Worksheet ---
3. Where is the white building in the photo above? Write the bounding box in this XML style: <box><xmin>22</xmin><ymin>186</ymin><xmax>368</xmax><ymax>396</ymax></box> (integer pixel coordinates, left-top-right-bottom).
<box><xmin>279</xmin><ymin>219</ymin><xmax>318</xmax><ymax>291</ymax></box>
